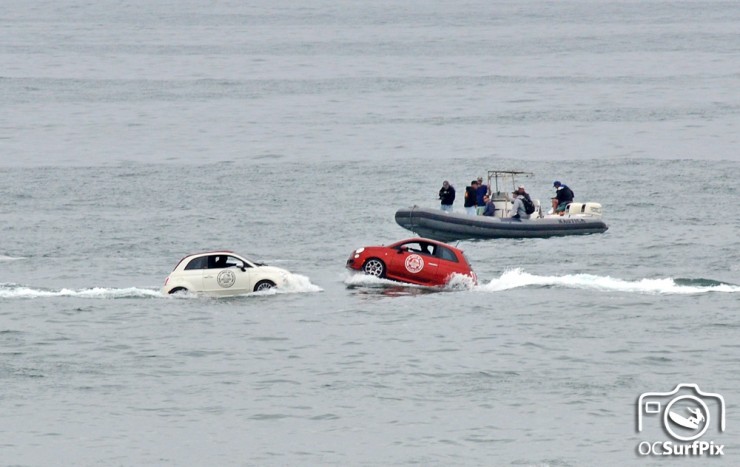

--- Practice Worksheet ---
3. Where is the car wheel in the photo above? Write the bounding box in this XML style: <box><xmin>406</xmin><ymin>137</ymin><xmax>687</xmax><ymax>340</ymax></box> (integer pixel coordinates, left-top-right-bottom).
<box><xmin>254</xmin><ymin>280</ymin><xmax>276</xmax><ymax>292</ymax></box>
<box><xmin>168</xmin><ymin>287</ymin><xmax>188</xmax><ymax>295</ymax></box>
<box><xmin>362</xmin><ymin>258</ymin><xmax>386</xmax><ymax>278</ymax></box>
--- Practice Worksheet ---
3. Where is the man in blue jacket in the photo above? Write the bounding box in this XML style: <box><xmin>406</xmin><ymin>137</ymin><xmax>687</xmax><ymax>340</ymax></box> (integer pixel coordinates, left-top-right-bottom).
<box><xmin>552</xmin><ymin>181</ymin><xmax>574</xmax><ymax>214</ymax></box>
<box><xmin>475</xmin><ymin>176</ymin><xmax>489</xmax><ymax>214</ymax></box>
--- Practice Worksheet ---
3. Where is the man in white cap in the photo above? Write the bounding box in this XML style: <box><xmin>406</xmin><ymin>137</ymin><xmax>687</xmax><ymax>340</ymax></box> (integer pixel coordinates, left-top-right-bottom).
<box><xmin>510</xmin><ymin>186</ymin><xmax>532</xmax><ymax>220</ymax></box>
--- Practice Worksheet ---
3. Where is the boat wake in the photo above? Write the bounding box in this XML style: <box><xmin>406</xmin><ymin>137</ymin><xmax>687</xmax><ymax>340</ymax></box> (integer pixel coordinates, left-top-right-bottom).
<box><xmin>344</xmin><ymin>272</ymin><xmax>476</xmax><ymax>292</ymax></box>
<box><xmin>277</xmin><ymin>273</ymin><xmax>323</xmax><ymax>293</ymax></box>
<box><xmin>344</xmin><ymin>273</ymin><xmax>426</xmax><ymax>289</ymax></box>
<box><xmin>475</xmin><ymin>269</ymin><xmax>740</xmax><ymax>295</ymax></box>
<box><xmin>0</xmin><ymin>255</ymin><xmax>25</xmax><ymax>262</ymax></box>
<box><xmin>444</xmin><ymin>273</ymin><xmax>477</xmax><ymax>291</ymax></box>
<box><xmin>0</xmin><ymin>273</ymin><xmax>322</xmax><ymax>300</ymax></box>
<box><xmin>0</xmin><ymin>283</ymin><xmax>161</xmax><ymax>299</ymax></box>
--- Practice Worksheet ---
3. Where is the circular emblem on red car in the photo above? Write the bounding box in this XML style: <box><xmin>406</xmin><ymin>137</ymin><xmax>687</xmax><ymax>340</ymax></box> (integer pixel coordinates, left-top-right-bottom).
<box><xmin>404</xmin><ymin>254</ymin><xmax>424</xmax><ymax>273</ymax></box>
<box><xmin>217</xmin><ymin>269</ymin><xmax>236</xmax><ymax>288</ymax></box>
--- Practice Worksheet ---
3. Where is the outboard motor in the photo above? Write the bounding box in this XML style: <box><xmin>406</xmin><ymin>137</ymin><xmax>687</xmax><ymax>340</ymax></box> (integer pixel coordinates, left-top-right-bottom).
<box><xmin>567</xmin><ymin>202</ymin><xmax>603</xmax><ymax>217</ymax></box>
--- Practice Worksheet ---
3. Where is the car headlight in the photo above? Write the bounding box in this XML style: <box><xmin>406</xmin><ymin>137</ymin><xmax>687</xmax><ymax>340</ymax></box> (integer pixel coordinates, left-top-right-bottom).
<box><xmin>355</xmin><ymin>247</ymin><xmax>364</xmax><ymax>254</ymax></box>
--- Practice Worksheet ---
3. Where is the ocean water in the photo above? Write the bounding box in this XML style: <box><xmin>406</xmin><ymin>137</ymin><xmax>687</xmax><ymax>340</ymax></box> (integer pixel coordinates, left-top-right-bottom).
<box><xmin>2</xmin><ymin>1</ymin><xmax>740</xmax><ymax>466</ymax></box>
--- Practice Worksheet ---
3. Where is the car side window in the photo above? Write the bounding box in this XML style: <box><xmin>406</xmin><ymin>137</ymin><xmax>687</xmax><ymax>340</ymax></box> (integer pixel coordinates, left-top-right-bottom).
<box><xmin>400</xmin><ymin>242</ymin><xmax>434</xmax><ymax>255</ymax></box>
<box><xmin>419</xmin><ymin>243</ymin><xmax>436</xmax><ymax>256</ymax></box>
<box><xmin>207</xmin><ymin>255</ymin><xmax>229</xmax><ymax>269</ymax></box>
<box><xmin>435</xmin><ymin>245</ymin><xmax>459</xmax><ymax>263</ymax></box>
<box><xmin>184</xmin><ymin>256</ymin><xmax>208</xmax><ymax>270</ymax></box>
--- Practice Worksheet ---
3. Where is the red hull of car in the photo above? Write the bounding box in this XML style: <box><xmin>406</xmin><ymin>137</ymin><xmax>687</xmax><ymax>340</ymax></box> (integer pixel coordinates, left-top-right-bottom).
<box><xmin>346</xmin><ymin>237</ymin><xmax>477</xmax><ymax>287</ymax></box>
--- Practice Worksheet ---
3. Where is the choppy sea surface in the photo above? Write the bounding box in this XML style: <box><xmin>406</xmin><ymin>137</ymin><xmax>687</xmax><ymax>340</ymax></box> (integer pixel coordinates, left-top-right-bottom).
<box><xmin>2</xmin><ymin>1</ymin><xmax>740</xmax><ymax>466</ymax></box>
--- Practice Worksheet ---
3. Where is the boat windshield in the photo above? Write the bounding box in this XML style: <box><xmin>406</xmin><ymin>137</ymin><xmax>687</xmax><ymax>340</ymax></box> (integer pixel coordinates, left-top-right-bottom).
<box><xmin>486</xmin><ymin>170</ymin><xmax>534</xmax><ymax>195</ymax></box>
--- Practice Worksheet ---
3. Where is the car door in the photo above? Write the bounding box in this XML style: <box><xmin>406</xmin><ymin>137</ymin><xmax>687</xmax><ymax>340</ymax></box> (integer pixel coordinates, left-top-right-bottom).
<box><xmin>202</xmin><ymin>254</ymin><xmax>252</xmax><ymax>295</ymax></box>
<box><xmin>229</xmin><ymin>256</ymin><xmax>254</xmax><ymax>292</ymax></box>
<box><xmin>389</xmin><ymin>241</ymin><xmax>439</xmax><ymax>284</ymax></box>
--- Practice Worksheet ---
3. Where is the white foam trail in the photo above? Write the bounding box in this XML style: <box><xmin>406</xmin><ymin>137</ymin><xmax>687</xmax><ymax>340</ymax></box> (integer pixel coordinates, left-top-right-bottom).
<box><xmin>344</xmin><ymin>273</ymin><xmax>426</xmax><ymax>288</ymax></box>
<box><xmin>0</xmin><ymin>285</ymin><xmax>161</xmax><ymax>299</ymax></box>
<box><xmin>278</xmin><ymin>273</ymin><xmax>323</xmax><ymax>293</ymax></box>
<box><xmin>0</xmin><ymin>274</ymin><xmax>321</xmax><ymax>300</ymax></box>
<box><xmin>476</xmin><ymin>269</ymin><xmax>740</xmax><ymax>295</ymax></box>
<box><xmin>444</xmin><ymin>273</ymin><xmax>476</xmax><ymax>291</ymax></box>
<box><xmin>344</xmin><ymin>272</ymin><xmax>475</xmax><ymax>291</ymax></box>
<box><xmin>165</xmin><ymin>273</ymin><xmax>322</xmax><ymax>298</ymax></box>
<box><xmin>0</xmin><ymin>255</ymin><xmax>25</xmax><ymax>261</ymax></box>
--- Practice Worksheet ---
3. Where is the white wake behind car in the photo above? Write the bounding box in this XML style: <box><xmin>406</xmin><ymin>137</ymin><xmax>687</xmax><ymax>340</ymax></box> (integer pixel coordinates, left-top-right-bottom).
<box><xmin>161</xmin><ymin>251</ymin><xmax>290</xmax><ymax>296</ymax></box>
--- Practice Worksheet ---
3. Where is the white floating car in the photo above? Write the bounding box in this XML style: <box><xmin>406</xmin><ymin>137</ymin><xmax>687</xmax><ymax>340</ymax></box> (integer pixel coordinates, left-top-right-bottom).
<box><xmin>161</xmin><ymin>251</ymin><xmax>290</xmax><ymax>296</ymax></box>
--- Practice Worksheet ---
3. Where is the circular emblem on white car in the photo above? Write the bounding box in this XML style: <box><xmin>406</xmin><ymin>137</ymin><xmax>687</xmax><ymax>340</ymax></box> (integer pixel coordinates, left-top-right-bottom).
<box><xmin>404</xmin><ymin>254</ymin><xmax>424</xmax><ymax>274</ymax></box>
<box><xmin>217</xmin><ymin>269</ymin><xmax>236</xmax><ymax>288</ymax></box>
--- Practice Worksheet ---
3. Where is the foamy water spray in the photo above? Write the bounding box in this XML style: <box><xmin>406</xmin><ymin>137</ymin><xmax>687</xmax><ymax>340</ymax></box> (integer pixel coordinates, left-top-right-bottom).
<box><xmin>476</xmin><ymin>269</ymin><xmax>740</xmax><ymax>295</ymax></box>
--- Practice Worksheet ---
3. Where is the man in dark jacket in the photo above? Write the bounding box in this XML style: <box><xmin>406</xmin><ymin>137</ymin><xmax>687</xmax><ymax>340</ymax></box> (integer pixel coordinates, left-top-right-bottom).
<box><xmin>439</xmin><ymin>180</ymin><xmax>455</xmax><ymax>212</ymax></box>
<box><xmin>464</xmin><ymin>180</ymin><xmax>479</xmax><ymax>215</ymax></box>
<box><xmin>552</xmin><ymin>180</ymin><xmax>574</xmax><ymax>215</ymax></box>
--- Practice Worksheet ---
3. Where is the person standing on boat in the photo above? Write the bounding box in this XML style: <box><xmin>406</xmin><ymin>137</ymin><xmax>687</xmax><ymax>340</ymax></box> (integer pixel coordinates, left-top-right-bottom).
<box><xmin>510</xmin><ymin>187</ymin><xmax>531</xmax><ymax>220</ymax></box>
<box><xmin>552</xmin><ymin>181</ymin><xmax>574</xmax><ymax>215</ymax></box>
<box><xmin>475</xmin><ymin>176</ymin><xmax>489</xmax><ymax>215</ymax></box>
<box><xmin>438</xmin><ymin>180</ymin><xmax>456</xmax><ymax>212</ymax></box>
<box><xmin>464</xmin><ymin>180</ymin><xmax>479</xmax><ymax>215</ymax></box>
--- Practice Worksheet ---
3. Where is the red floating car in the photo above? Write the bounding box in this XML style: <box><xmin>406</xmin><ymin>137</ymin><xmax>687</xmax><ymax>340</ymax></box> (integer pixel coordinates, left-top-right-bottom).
<box><xmin>346</xmin><ymin>237</ymin><xmax>477</xmax><ymax>287</ymax></box>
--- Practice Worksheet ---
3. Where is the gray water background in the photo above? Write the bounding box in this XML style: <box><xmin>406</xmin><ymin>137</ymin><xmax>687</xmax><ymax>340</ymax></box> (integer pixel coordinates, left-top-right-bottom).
<box><xmin>2</xmin><ymin>1</ymin><xmax>740</xmax><ymax>465</ymax></box>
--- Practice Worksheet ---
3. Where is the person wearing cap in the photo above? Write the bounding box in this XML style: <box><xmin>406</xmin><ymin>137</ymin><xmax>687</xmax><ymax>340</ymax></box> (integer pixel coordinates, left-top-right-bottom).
<box><xmin>517</xmin><ymin>185</ymin><xmax>533</xmax><ymax>203</ymax></box>
<box><xmin>438</xmin><ymin>180</ymin><xmax>456</xmax><ymax>212</ymax></box>
<box><xmin>475</xmin><ymin>176</ymin><xmax>489</xmax><ymax>214</ymax></box>
<box><xmin>464</xmin><ymin>180</ymin><xmax>479</xmax><ymax>216</ymax></box>
<box><xmin>509</xmin><ymin>186</ymin><xmax>531</xmax><ymax>220</ymax></box>
<box><xmin>552</xmin><ymin>181</ymin><xmax>574</xmax><ymax>215</ymax></box>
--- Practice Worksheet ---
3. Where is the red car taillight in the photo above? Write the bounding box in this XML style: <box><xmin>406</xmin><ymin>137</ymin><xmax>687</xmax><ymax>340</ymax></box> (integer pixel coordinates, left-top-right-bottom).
<box><xmin>164</xmin><ymin>276</ymin><xmax>169</xmax><ymax>286</ymax></box>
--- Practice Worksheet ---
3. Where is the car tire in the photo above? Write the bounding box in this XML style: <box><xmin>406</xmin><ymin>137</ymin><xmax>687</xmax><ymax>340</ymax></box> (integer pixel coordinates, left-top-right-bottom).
<box><xmin>362</xmin><ymin>258</ymin><xmax>386</xmax><ymax>278</ymax></box>
<box><xmin>254</xmin><ymin>280</ymin><xmax>276</xmax><ymax>292</ymax></box>
<box><xmin>168</xmin><ymin>287</ymin><xmax>188</xmax><ymax>295</ymax></box>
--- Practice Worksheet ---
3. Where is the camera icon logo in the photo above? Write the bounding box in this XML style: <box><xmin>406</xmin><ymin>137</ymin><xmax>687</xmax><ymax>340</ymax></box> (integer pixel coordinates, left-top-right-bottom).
<box><xmin>637</xmin><ymin>384</ymin><xmax>725</xmax><ymax>442</ymax></box>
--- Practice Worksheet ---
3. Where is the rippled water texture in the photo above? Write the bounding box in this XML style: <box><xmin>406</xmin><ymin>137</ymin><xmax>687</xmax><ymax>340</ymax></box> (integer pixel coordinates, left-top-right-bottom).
<box><xmin>2</xmin><ymin>0</ymin><xmax>740</xmax><ymax>465</ymax></box>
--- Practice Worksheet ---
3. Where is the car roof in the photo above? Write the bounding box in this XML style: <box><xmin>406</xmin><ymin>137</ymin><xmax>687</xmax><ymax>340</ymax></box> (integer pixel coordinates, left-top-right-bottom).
<box><xmin>187</xmin><ymin>250</ymin><xmax>235</xmax><ymax>257</ymax></box>
<box><xmin>180</xmin><ymin>250</ymin><xmax>237</xmax><ymax>261</ymax></box>
<box><xmin>172</xmin><ymin>250</ymin><xmax>240</xmax><ymax>269</ymax></box>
